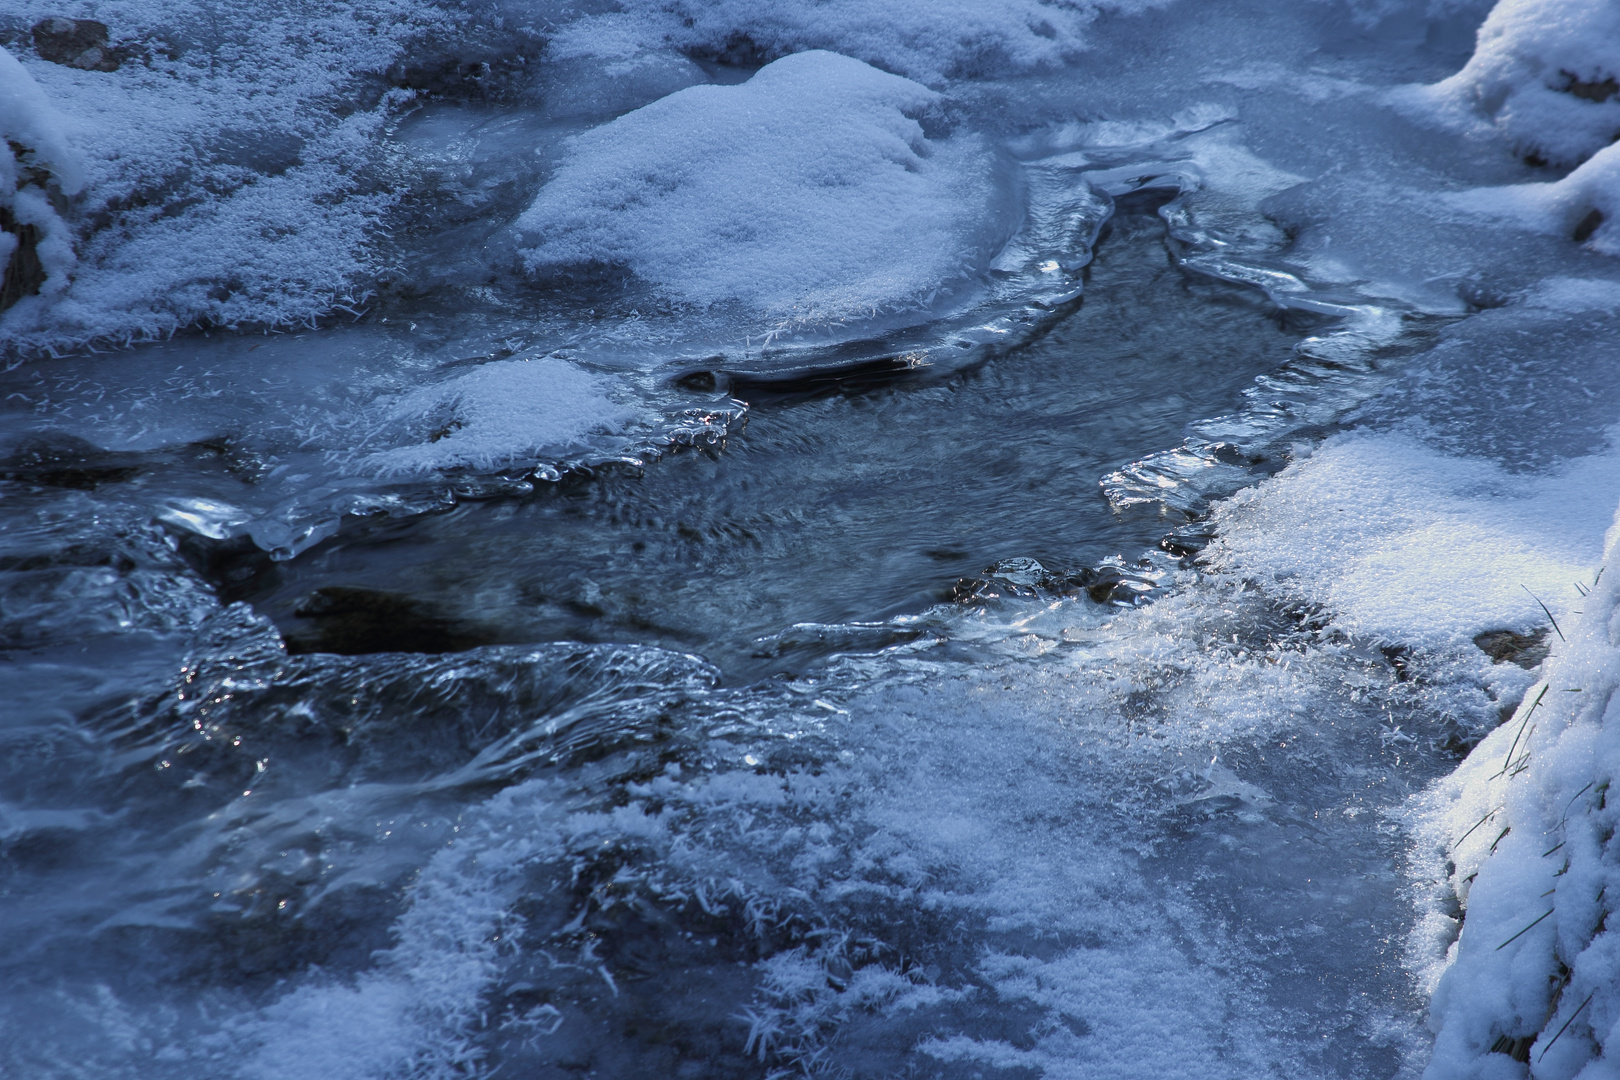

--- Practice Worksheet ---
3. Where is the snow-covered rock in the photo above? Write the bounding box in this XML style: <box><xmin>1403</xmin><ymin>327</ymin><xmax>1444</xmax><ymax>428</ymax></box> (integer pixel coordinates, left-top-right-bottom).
<box><xmin>1400</xmin><ymin>0</ymin><xmax>1620</xmax><ymax>252</ymax></box>
<box><xmin>0</xmin><ymin>0</ymin><xmax>448</xmax><ymax>352</ymax></box>
<box><xmin>545</xmin><ymin>0</ymin><xmax>1147</xmax><ymax>87</ymax></box>
<box><xmin>0</xmin><ymin>46</ymin><xmax>82</xmax><ymax>315</ymax></box>
<box><xmin>515</xmin><ymin>50</ymin><xmax>998</xmax><ymax>324</ymax></box>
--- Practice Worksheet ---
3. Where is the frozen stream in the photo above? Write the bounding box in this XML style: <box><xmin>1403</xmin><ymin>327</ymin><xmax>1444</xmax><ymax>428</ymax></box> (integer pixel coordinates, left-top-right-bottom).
<box><xmin>4</xmin><ymin>1</ymin><xmax>1620</xmax><ymax>1078</ymax></box>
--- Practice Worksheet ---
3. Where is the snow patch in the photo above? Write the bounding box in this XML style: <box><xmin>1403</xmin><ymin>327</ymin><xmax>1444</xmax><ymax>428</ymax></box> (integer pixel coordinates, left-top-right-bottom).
<box><xmin>366</xmin><ymin>358</ymin><xmax>633</xmax><ymax>474</ymax></box>
<box><xmin>1209</xmin><ymin>430</ymin><xmax>1620</xmax><ymax>649</ymax></box>
<box><xmin>1</xmin><ymin>0</ymin><xmax>451</xmax><ymax>352</ymax></box>
<box><xmin>543</xmin><ymin>0</ymin><xmax>1157</xmax><ymax>86</ymax></box>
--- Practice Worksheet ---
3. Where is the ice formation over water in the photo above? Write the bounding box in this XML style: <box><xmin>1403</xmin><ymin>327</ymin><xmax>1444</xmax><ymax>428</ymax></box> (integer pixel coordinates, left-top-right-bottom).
<box><xmin>8</xmin><ymin>0</ymin><xmax>1620</xmax><ymax>1076</ymax></box>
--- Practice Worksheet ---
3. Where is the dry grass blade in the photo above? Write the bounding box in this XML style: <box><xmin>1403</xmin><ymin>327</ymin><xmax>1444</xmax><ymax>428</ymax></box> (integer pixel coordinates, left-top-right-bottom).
<box><xmin>1538</xmin><ymin>992</ymin><xmax>1596</xmax><ymax>1062</ymax></box>
<box><xmin>1496</xmin><ymin>908</ymin><xmax>1553</xmax><ymax>951</ymax></box>
<box><xmin>1521</xmin><ymin>585</ymin><xmax>1565</xmax><ymax>642</ymax></box>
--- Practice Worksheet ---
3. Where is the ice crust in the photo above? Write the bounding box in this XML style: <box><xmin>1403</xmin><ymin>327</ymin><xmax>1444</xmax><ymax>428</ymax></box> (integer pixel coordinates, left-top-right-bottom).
<box><xmin>517</xmin><ymin>50</ymin><xmax>997</xmax><ymax>323</ymax></box>
<box><xmin>0</xmin><ymin>0</ymin><xmax>1157</xmax><ymax>353</ymax></box>
<box><xmin>0</xmin><ymin>0</ymin><xmax>448</xmax><ymax>351</ymax></box>
<box><xmin>120</xmin><ymin>582</ymin><xmax>1437</xmax><ymax>1080</ymax></box>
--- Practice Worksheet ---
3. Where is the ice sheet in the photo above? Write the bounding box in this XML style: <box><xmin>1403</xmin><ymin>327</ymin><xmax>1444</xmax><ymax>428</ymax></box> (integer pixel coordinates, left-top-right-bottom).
<box><xmin>1209</xmin><ymin>430</ymin><xmax>1620</xmax><ymax>650</ymax></box>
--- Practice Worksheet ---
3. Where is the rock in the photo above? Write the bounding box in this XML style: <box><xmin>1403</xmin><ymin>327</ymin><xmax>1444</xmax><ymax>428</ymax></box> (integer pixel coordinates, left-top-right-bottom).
<box><xmin>949</xmin><ymin>556</ymin><xmax>1158</xmax><ymax>606</ymax></box>
<box><xmin>287</xmin><ymin>586</ymin><xmax>497</xmax><ymax>655</ymax></box>
<box><xmin>1574</xmin><ymin>207</ymin><xmax>1605</xmax><ymax>244</ymax></box>
<box><xmin>1473</xmin><ymin>627</ymin><xmax>1551</xmax><ymax>670</ymax></box>
<box><xmin>0</xmin><ymin>434</ymin><xmax>142</xmax><ymax>489</ymax></box>
<box><xmin>0</xmin><ymin>204</ymin><xmax>46</xmax><ymax>311</ymax></box>
<box><xmin>1560</xmin><ymin>69</ymin><xmax>1619</xmax><ymax>104</ymax></box>
<box><xmin>31</xmin><ymin>17</ymin><xmax>124</xmax><ymax>72</ymax></box>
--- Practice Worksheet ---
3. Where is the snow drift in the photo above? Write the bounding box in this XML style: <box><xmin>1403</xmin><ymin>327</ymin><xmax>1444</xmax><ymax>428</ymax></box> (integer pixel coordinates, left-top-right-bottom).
<box><xmin>1414</xmin><ymin>504</ymin><xmax>1620</xmax><ymax>1080</ymax></box>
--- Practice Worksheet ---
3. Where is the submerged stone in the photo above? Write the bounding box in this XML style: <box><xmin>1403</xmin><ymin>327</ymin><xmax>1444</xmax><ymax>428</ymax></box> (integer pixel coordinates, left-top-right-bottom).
<box><xmin>31</xmin><ymin>17</ymin><xmax>124</xmax><ymax>72</ymax></box>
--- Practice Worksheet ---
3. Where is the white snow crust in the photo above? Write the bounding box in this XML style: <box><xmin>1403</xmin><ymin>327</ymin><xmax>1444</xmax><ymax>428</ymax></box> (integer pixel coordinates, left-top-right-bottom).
<box><xmin>0</xmin><ymin>0</ymin><xmax>450</xmax><ymax>351</ymax></box>
<box><xmin>516</xmin><ymin>50</ymin><xmax>998</xmax><ymax>323</ymax></box>
<box><xmin>365</xmin><ymin>358</ymin><xmax>632</xmax><ymax>474</ymax></box>
<box><xmin>544</xmin><ymin>0</ymin><xmax>1157</xmax><ymax>87</ymax></box>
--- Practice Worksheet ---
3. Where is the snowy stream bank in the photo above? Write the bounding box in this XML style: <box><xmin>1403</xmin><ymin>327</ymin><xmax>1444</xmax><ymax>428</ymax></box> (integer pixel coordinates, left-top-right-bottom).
<box><xmin>4</xmin><ymin>0</ymin><xmax>1620</xmax><ymax>1077</ymax></box>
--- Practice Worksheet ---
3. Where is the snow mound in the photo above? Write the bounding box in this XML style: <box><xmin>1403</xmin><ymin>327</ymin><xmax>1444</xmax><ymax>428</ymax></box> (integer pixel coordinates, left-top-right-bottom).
<box><xmin>366</xmin><ymin>359</ymin><xmax>632</xmax><ymax>474</ymax></box>
<box><xmin>1447</xmin><ymin>142</ymin><xmax>1620</xmax><ymax>254</ymax></box>
<box><xmin>1413</xmin><ymin>0</ymin><xmax>1620</xmax><ymax>168</ymax></box>
<box><xmin>1400</xmin><ymin>0</ymin><xmax>1620</xmax><ymax>252</ymax></box>
<box><xmin>1414</xmin><ymin>501</ymin><xmax>1620</xmax><ymax>1080</ymax></box>
<box><xmin>1208</xmin><ymin>430</ymin><xmax>1620</xmax><ymax>650</ymax></box>
<box><xmin>516</xmin><ymin>50</ymin><xmax>997</xmax><ymax>324</ymax></box>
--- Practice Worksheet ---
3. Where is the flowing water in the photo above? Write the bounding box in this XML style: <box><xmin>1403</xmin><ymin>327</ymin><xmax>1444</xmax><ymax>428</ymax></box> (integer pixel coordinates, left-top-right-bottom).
<box><xmin>0</xmin><ymin>178</ymin><xmax>1450</xmax><ymax>1080</ymax></box>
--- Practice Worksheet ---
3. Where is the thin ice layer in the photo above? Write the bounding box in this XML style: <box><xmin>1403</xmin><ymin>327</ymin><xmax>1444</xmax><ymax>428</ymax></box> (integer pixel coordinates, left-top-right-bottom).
<box><xmin>516</xmin><ymin>50</ymin><xmax>998</xmax><ymax>324</ymax></box>
<box><xmin>193</xmin><ymin>577</ymin><xmax>1440</xmax><ymax>1079</ymax></box>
